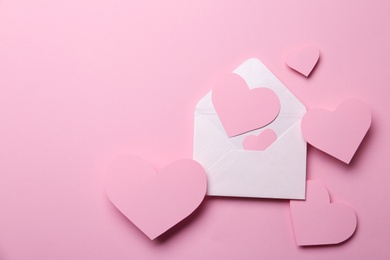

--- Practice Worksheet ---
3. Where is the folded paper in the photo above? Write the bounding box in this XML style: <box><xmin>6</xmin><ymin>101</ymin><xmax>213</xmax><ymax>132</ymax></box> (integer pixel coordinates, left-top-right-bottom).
<box><xmin>193</xmin><ymin>58</ymin><xmax>307</xmax><ymax>199</ymax></box>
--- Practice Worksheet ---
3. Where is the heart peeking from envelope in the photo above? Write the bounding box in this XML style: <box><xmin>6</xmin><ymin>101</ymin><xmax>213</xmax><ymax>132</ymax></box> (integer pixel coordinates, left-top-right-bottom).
<box><xmin>212</xmin><ymin>73</ymin><xmax>281</xmax><ymax>137</ymax></box>
<box><xmin>193</xmin><ymin>58</ymin><xmax>307</xmax><ymax>199</ymax></box>
<box><xmin>243</xmin><ymin>129</ymin><xmax>277</xmax><ymax>151</ymax></box>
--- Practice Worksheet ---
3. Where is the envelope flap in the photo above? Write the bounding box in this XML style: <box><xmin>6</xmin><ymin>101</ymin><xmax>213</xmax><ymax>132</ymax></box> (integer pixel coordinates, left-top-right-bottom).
<box><xmin>195</xmin><ymin>58</ymin><xmax>306</xmax><ymax>118</ymax></box>
<box><xmin>234</xmin><ymin>58</ymin><xmax>306</xmax><ymax>117</ymax></box>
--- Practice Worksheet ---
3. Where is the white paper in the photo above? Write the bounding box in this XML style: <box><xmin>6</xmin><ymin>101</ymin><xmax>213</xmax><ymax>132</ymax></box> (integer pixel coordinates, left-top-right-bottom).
<box><xmin>193</xmin><ymin>58</ymin><xmax>307</xmax><ymax>199</ymax></box>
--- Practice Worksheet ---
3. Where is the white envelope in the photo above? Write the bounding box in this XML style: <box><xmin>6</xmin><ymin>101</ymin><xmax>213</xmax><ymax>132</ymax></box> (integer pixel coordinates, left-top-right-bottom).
<box><xmin>193</xmin><ymin>58</ymin><xmax>307</xmax><ymax>199</ymax></box>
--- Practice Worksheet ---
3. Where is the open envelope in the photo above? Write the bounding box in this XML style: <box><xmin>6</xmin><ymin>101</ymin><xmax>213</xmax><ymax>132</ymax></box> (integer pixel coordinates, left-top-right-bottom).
<box><xmin>193</xmin><ymin>58</ymin><xmax>307</xmax><ymax>199</ymax></box>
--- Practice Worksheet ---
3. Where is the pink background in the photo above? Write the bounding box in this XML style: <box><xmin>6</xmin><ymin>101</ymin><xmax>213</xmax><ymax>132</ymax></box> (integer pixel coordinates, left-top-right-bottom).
<box><xmin>0</xmin><ymin>0</ymin><xmax>389</xmax><ymax>259</ymax></box>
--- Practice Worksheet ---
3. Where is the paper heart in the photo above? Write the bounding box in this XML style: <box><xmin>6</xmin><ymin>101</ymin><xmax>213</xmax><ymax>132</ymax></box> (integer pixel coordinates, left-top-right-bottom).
<box><xmin>105</xmin><ymin>155</ymin><xmax>207</xmax><ymax>240</ymax></box>
<box><xmin>243</xmin><ymin>129</ymin><xmax>277</xmax><ymax>151</ymax></box>
<box><xmin>290</xmin><ymin>180</ymin><xmax>357</xmax><ymax>246</ymax></box>
<box><xmin>212</xmin><ymin>73</ymin><xmax>281</xmax><ymax>137</ymax></box>
<box><xmin>285</xmin><ymin>45</ymin><xmax>320</xmax><ymax>77</ymax></box>
<box><xmin>301</xmin><ymin>99</ymin><xmax>371</xmax><ymax>164</ymax></box>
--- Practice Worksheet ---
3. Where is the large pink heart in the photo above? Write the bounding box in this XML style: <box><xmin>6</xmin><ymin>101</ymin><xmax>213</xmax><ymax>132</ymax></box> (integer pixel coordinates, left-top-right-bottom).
<box><xmin>290</xmin><ymin>180</ymin><xmax>357</xmax><ymax>246</ymax></box>
<box><xmin>301</xmin><ymin>99</ymin><xmax>371</xmax><ymax>164</ymax></box>
<box><xmin>105</xmin><ymin>155</ymin><xmax>207</xmax><ymax>240</ymax></box>
<box><xmin>285</xmin><ymin>45</ymin><xmax>320</xmax><ymax>77</ymax></box>
<box><xmin>212</xmin><ymin>73</ymin><xmax>280</xmax><ymax>137</ymax></box>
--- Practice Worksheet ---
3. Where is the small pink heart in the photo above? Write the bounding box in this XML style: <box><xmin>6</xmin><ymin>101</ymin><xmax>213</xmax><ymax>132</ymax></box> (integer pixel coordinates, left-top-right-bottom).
<box><xmin>286</xmin><ymin>45</ymin><xmax>320</xmax><ymax>77</ymax></box>
<box><xmin>212</xmin><ymin>73</ymin><xmax>281</xmax><ymax>137</ymax></box>
<box><xmin>290</xmin><ymin>180</ymin><xmax>357</xmax><ymax>246</ymax></box>
<box><xmin>243</xmin><ymin>129</ymin><xmax>277</xmax><ymax>151</ymax></box>
<box><xmin>301</xmin><ymin>99</ymin><xmax>371</xmax><ymax>164</ymax></box>
<box><xmin>105</xmin><ymin>155</ymin><xmax>207</xmax><ymax>240</ymax></box>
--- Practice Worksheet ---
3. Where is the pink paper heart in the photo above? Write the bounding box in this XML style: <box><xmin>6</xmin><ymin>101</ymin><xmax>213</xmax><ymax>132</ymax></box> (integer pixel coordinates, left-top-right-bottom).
<box><xmin>290</xmin><ymin>180</ymin><xmax>357</xmax><ymax>246</ymax></box>
<box><xmin>286</xmin><ymin>45</ymin><xmax>320</xmax><ymax>77</ymax></box>
<box><xmin>105</xmin><ymin>155</ymin><xmax>207</xmax><ymax>240</ymax></box>
<box><xmin>212</xmin><ymin>73</ymin><xmax>281</xmax><ymax>137</ymax></box>
<box><xmin>243</xmin><ymin>129</ymin><xmax>277</xmax><ymax>151</ymax></box>
<box><xmin>301</xmin><ymin>99</ymin><xmax>371</xmax><ymax>164</ymax></box>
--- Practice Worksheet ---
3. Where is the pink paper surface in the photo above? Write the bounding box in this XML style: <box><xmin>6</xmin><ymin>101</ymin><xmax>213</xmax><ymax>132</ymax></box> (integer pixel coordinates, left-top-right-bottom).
<box><xmin>0</xmin><ymin>1</ymin><xmax>390</xmax><ymax>259</ymax></box>
<box><xmin>105</xmin><ymin>155</ymin><xmax>207</xmax><ymax>240</ymax></box>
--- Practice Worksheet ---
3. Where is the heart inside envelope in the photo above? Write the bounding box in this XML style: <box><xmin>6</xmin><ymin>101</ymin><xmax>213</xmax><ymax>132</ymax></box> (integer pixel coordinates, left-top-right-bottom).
<box><xmin>243</xmin><ymin>129</ymin><xmax>277</xmax><ymax>151</ymax></box>
<box><xmin>212</xmin><ymin>73</ymin><xmax>281</xmax><ymax>137</ymax></box>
